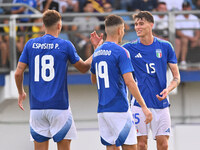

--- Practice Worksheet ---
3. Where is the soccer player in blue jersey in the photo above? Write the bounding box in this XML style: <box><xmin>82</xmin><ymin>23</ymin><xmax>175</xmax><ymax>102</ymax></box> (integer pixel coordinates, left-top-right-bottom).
<box><xmin>122</xmin><ymin>11</ymin><xmax>181</xmax><ymax>150</ymax></box>
<box><xmin>90</xmin><ymin>14</ymin><xmax>152</xmax><ymax>150</ymax></box>
<box><xmin>15</xmin><ymin>10</ymin><xmax>93</xmax><ymax>150</ymax></box>
<box><xmin>91</xmin><ymin>11</ymin><xmax>180</xmax><ymax>150</ymax></box>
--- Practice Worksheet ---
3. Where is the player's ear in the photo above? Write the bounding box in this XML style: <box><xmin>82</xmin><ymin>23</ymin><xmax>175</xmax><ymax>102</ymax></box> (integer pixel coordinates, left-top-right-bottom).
<box><xmin>118</xmin><ymin>26</ymin><xmax>121</xmax><ymax>36</ymax></box>
<box><xmin>150</xmin><ymin>22</ymin><xmax>154</xmax><ymax>28</ymax></box>
<box><xmin>118</xmin><ymin>25</ymin><xmax>123</xmax><ymax>36</ymax></box>
<box><xmin>57</xmin><ymin>21</ymin><xmax>62</xmax><ymax>30</ymax></box>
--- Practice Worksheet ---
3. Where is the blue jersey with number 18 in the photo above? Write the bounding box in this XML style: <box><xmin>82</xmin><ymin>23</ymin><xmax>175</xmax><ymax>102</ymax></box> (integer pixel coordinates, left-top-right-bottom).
<box><xmin>90</xmin><ymin>41</ymin><xmax>134</xmax><ymax>113</ymax></box>
<box><xmin>19</xmin><ymin>34</ymin><xmax>80</xmax><ymax>110</ymax></box>
<box><xmin>123</xmin><ymin>37</ymin><xmax>177</xmax><ymax>109</ymax></box>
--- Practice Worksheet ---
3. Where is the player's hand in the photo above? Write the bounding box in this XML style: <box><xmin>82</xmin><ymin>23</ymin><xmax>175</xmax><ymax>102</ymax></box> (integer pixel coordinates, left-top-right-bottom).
<box><xmin>156</xmin><ymin>88</ymin><xmax>169</xmax><ymax>101</ymax></box>
<box><xmin>18</xmin><ymin>91</ymin><xmax>26</xmax><ymax>111</ymax></box>
<box><xmin>142</xmin><ymin>107</ymin><xmax>152</xmax><ymax>124</ymax></box>
<box><xmin>90</xmin><ymin>31</ymin><xmax>103</xmax><ymax>49</ymax></box>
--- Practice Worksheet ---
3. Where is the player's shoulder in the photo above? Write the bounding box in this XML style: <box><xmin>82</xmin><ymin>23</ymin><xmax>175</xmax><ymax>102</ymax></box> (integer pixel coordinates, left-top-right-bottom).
<box><xmin>122</xmin><ymin>39</ymin><xmax>139</xmax><ymax>54</ymax></box>
<box><xmin>117</xmin><ymin>44</ymin><xmax>131</xmax><ymax>59</ymax></box>
<box><xmin>25</xmin><ymin>38</ymin><xmax>35</xmax><ymax>46</ymax></box>
<box><xmin>155</xmin><ymin>37</ymin><xmax>173</xmax><ymax>47</ymax></box>
<box><xmin>53</xmin><ymin>37</ymin><xmax>74</xmax><ymax>48</ymax></box>
<box><xmin>109</xmin><ymin>42</ymin><xmax>129</xmax><ymax>55</ymax></box>
<box><xmin>122</xmin><ymin>39</ymin><xmax>139</xmax><ymax>47</ymax></box>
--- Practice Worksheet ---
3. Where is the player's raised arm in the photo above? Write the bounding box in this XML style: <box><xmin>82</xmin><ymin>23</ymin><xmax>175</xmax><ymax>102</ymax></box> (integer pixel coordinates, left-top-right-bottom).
<box><xmin>73</xmin><ymin>55</ymin><xmax>93</xmax><ymax>73</ymax></box>
<box><xmin>73</xmin><ymin>31</ymin><xmax>103</xmax><ymax>73</ymax></box>
<box><xmin>123</xmin><ymin>72</ymin><xmax>152</xmax><ymax>124</ymax></box>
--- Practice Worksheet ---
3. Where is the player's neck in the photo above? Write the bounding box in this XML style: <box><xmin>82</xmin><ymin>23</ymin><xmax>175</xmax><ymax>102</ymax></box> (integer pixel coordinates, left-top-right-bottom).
<box><xmin>45</xmin><ymin>30</ymin><xmax>59</xmax><ymax>38</ymax></box>
<box><xmin>140</xmin><ymin>35</ymin><xmax>154</xmax><ymax>45</ymax></box>
<box><xmin>106</xmin><ymin>36</ymin><xmax>119</xmax><ymax>44</ymax></box>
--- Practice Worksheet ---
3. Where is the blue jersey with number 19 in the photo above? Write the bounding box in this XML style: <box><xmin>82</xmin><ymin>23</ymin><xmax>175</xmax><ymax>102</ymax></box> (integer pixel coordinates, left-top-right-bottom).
<box><xmin>90</xmin><ymin>41</ymin><xmax>134</xmax><ymax>113</ymax></box>
<box><xmin>123</xmin><ymin>37</ymin><xmax>177</xmax><ymax>109</ymax></box>
<box><xmin>19</xmin><ymin>34</ymin><xmax>80</xmax><ymax>110</ymax></box>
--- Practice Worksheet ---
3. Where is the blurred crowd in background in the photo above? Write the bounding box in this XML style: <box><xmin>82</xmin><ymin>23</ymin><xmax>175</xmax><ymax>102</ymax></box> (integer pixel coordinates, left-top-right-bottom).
<box><xmin>0</xmin><ymin>0</ymin><xmax>200</xmax><ymax>69</ymax></box>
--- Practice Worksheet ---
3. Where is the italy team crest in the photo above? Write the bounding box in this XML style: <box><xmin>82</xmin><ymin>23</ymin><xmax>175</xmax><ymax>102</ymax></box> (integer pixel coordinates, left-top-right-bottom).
<box><xmin>156</xmin><ymin>49</ymin><xmax>162</xmax><ymax>58</ymax></box>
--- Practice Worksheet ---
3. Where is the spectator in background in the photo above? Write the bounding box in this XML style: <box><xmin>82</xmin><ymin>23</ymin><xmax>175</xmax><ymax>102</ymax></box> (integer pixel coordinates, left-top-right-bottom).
<box><xmin>103</xmin><ymin>2</ymin><xmax>130</xmax><ymax>30</ymax></box>
<box><xmin>193</xmin><ymin>0</ymin><xmax>200</xmax><ymax>9</ymax></box>
<box><xmin>1</xmin><ymin>0</ymin><xmax>14</xmax><ymax>14</ymax></box>
<box><xmin>39</xmin><ymin>0</ymin><xmax>79</xmax><ymax>41</ymax></box>
<box><xmin>72</xmin><ymin>1</ymin><xmax>100</xmax><ymax>59</ymax></box>
<box><xmin>86</xmin><ymin>0</ymin><xmax>113</xmax><ymax>13</ymax></box>
<box><xmin>192</xmin><ymin>0</ymin><xmax>200</xmax><ymax>18</ymax></box>
<box><xmin>103</xmin><ymin>2</ymin><xmax>137</xmax><ymax>42</ymax></box>
<box><xmin>120</xmin><ymin>0</ymin><xmax>135</xmax><ymax>11</ymax></box>
<box><xmin>38</xmin><ymin>0</ymin><xmax>67</xmax><ymax>13</ymax></box>
<box><xmin>159</xmin><ymin>0</ymin><xmax>183</xmax><ymax>11</ymax></box>
<box><xmin>38</xmin><ymin>0</ymin><xmax>55</xmax><ymax>13</ymax></box>
<box><xmin>61</xmin><ymin>0</ymin><xmax>79</xmax><ymax>41</ymax></box>
<box><xmin>11</xmin><ymin>0</ymin><xmax>37</xmax><ymax>22</ymax></box>
<box><xmin>0</xmin><ymin>32</ymin><xmax>9</xmax><ymax>67</ymax></box>
<box><xmin>153</xmin><ymin>1</ymin><xmax>181</xmax><ymax>59</ymax></box>
<box><xmin>0</xmin><ymin>0</ymin><xmax>4</xmax><ymax>14</ymax></box>
<box><xmin>103</xmin><ymin>2</ymin><xmax>113</xmax><ymax>12</ymax></box>
<box><xmin>153</xmin><ymin>2</ymin><xmax>169</xmax><ymax>39</ymax></box>
<box><xmin>11</xmin><ymin>0</ymin><xmax>37</xmax><ymax>39</ymax></box>
<box><xmin>131</xmin><ymin>0</ymin><xmax>158</xmax><ymax>12</ymax></box>
<box><xmin>184</xmin><ymin>0</ymin><xmax>196</xmax><ymax>9</ymax></box>
<box><xmin>61</xmin><ymin>0</ymin><xmax>79</xmax><ymax>13</ymax></box>
<box><xmin>0</xmin><ymin>17</ymin><xmax>25</xmax><ymax>66</ymax></box>
<box><xmin>27</xmin><ymin>18</ymin><xmax>44</xmax><ymax>40</ymax></box>
<box><xmin>176</xmin><ymin>1</ymin><xmax>200</xmax><ymax>66</ymax></box>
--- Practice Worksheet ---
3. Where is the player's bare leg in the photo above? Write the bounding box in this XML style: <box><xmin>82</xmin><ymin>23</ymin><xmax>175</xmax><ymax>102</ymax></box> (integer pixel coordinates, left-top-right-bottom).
<box><xmin>107</xmin><ymin>145</ymin><xmax>120</xmax><ymax>150</ymax></box>
<box><xmin>137</xmin><ymin>136</ymin><xmax>147</xmax><ymax>150</ymax></box>
<box><xmin>57</xmin><ymin>139</ymin><xmax>71</xmax><ymax>150</ymax></box>
<box><xmin>34</xmin><ymin>140</ymin><xmax>49</xmax><ymax>150</ymax></box>
<box><xmin>122</xmin><ymin>144</ymin><xmax>137</xmax><ymax>150</ymax></box>
<box><xmin>156</xmin><ymin>135</ymin><xmax>169</xmax><ymax>150</ymax></box>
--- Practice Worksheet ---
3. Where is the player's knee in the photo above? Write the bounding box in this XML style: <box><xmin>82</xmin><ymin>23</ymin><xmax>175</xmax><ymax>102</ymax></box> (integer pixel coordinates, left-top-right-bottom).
<box><xmin>138</xmin><ymin>141</ymin><xmax>147</xmax><ymax>150</ymax></box>
<box><xmin>157</xmin><ymin>141</ymin><xmax>168</xmax><ymax>150</ymax></box>
<box><xmin>160</xmin><ymin>142</ymin><xmax>168</xmax><ymax>150</ymax></box>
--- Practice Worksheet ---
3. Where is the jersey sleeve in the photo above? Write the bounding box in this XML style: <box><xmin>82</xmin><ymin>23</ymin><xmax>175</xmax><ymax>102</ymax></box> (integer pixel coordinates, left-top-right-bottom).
<box><xmin>66</xmin><ymin>41</ymin><xmax>80</xmax><ymax>64</ymax></box>
<box><xmin>118</xmin><ymin>47</ymin><xmax>134</xmax><ymax>75</ymax></box>
<box><xmin>167</xmin><ymin>42</ymin><xmax>177</xmax><ymax>64</ymax></box>
<box><xmin>19</xmin><ymin>39</ymin><xmax>31</xmax><ymax>64</ymax></box>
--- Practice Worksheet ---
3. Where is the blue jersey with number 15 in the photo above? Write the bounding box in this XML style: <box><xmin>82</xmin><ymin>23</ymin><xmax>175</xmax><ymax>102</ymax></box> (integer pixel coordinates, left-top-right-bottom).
<box><xmin>19</xmin><ymin>34</ymin><xmax>80</xmax><ymax>110</ymax></box>
<box><xmin>123</xmin><ymin>37</ymin><xmax>177</xmax><ymax>109</ymax></box>
<box><xmin>90</xmin><ymin>41</ymin><xmax>134</xmax><ymax>113</ymax></box>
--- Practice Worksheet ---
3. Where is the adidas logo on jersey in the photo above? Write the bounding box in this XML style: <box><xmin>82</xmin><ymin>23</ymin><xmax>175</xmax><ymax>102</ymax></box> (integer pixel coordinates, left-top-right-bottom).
<box><xmin>135</xmin><ymin>53</ymin><xmax>142</xmax><ymax>58</ymax></box>
<box><xmin>165</xmin><ymin>128</ymin><xmax>170</xmax><ymax>133</ymax></box>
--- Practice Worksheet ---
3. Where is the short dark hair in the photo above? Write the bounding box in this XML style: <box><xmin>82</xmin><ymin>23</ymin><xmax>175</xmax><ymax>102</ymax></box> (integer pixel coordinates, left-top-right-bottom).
<box><xmin>157</xmin><ymin>1</ymin><xmax>166</xmax><ymax>6</ymax></box>
<box><xmin>182</xmin><ymin>1</ymin><xmax>190</xmax><ymax>8</ymax></box>
<box><xmin>133</xmin><ymin>11</ymin><xmax>154</xmax><ymax>23</ymax></box>
<box><xmin>42</xmin><ymin>10</ymin><xmax>61</xmax><ymax>28</ymax></box>
<box><xmin>83</xmin><ymin>1</ymin><xmax>92</xmax><ymax>8</ymax></box>
<box><xmin>105</xmin><ymin>14</ymin><xmax>124</xmax><ymax>27</ymax></box>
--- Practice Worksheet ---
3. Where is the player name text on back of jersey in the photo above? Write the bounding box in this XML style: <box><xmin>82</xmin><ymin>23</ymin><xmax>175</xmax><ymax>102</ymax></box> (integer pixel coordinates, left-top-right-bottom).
<box><xmin>94</xmin><ymin>50</ymin><xmax>112</xmax><ymax>57</ymax></box>
<box><xmin>32</xmin><ymin>43</ymin><xmax>59</xmax><ymax>49</ymax></box>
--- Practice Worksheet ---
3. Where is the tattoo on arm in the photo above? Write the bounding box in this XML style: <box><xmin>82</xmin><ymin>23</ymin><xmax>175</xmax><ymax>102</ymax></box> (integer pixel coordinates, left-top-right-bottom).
<box><xmin>173</xmin><ymin>77</ymin><xmax>180</xmax><ymax>85</ymax></box>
